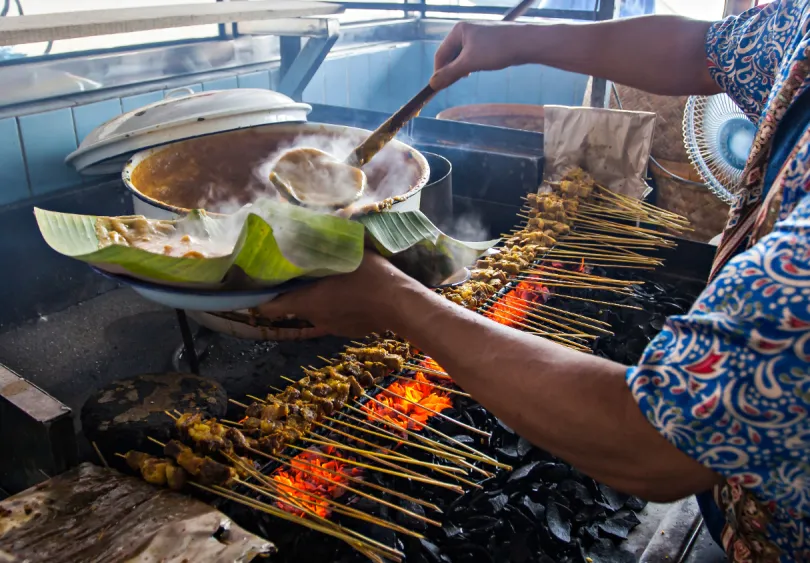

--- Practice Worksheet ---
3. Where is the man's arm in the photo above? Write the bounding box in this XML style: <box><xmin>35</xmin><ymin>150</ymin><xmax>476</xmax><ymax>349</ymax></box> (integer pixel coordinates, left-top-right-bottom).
<box><xmin>430</xmin><ymin>15</ymin><xmax>721</xmax><ymax>96</ymax></box>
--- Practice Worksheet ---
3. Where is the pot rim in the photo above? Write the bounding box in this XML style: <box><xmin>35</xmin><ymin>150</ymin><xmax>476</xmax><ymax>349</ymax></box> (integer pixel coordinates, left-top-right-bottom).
<box><xmin>121</xmin><ymin>122</ymin><xmax>431</xmax><ymax>218</ymax></box>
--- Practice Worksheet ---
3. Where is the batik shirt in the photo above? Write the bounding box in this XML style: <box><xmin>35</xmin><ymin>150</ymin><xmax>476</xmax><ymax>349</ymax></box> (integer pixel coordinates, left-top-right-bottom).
<box><xmin>626</xmin><ymin>2</ymin><xmax>810</xmax><ymax>562</ymax></box>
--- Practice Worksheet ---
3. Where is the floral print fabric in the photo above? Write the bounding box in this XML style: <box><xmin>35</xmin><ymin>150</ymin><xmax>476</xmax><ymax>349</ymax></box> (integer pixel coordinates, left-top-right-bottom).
<box><xmin>626</xmin><ymin>2</ymin><xmax>810</xmax><ymax>562</ymax></box>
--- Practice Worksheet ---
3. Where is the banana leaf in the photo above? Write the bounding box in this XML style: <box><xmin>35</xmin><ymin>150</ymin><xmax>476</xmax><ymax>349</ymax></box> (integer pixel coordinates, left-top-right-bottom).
<box><xmin>34</xmin><ymin>199</ymin><xmax>366</xmax><ymax>288</ymax></box>
<box><xmin>35</xmin><ymin>202</ymin><xmax>498</xmax><ymax>290</ymax></box>
<box><xmin>360</xmin><ymin>210</ymin><xmax>499</xmax><ymax>286</ymax></box>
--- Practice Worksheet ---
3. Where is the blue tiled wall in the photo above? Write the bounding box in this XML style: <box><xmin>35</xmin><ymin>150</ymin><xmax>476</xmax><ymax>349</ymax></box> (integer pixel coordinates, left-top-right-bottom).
<box><xmin>304</xmin><ymin>41</ymin><xmax>588</xmax><ymax>116</ymax></box>
<box><xmin>0</xmin><ymin>42</ymin><xmax>587</xmax><ymax>207</ymax></box>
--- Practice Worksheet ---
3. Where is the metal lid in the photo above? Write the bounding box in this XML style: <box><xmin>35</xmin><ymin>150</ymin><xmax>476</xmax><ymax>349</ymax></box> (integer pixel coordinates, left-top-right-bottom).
<box><xmin>66</xmin><ymin>87</ymin><xmax>312</xmax><ymax>175</ymax></box>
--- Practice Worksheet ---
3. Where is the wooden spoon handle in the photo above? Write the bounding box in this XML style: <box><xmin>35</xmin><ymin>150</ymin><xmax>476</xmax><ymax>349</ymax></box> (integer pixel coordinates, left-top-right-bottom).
<box><xmin>347</xmin><ymin>0</ymin><xmax>537</xmax><ymax>168</ymax></box>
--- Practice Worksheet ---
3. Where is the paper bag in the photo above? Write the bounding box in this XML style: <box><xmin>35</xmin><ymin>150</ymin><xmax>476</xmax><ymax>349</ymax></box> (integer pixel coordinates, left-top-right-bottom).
<box><xmin>543</xmin><ymin>105</ymin><xmax>657</xmax><ymax>200</ymax></box>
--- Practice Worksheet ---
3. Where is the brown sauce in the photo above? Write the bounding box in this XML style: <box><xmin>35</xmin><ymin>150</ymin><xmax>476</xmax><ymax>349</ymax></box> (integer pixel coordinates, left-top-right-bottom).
<box><xmin>129</xmin><ymin>127</ymin><xmax>424</xmax><ymax>213</ymax></box>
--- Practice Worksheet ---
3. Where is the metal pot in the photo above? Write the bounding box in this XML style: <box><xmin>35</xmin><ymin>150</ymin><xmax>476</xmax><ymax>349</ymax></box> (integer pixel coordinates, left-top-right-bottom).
<box><xmin>123</xmin><ymin>122</ymin><xmax>430</xmax><ymax>219</ymax></box>
<box><xmin>419</xmin><ymin>151</ymin><xmax>453</xmax><ymax>232</ymax></box>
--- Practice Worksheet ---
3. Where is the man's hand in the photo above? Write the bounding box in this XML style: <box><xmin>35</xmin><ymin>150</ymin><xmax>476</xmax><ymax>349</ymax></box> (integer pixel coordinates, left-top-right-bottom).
<box><xmin>430</xmin><ymin>22</ymin><xmax>529</xmax><ymax>90</ymax></box>
<box><xmin>258</xmin><ymin>252</ymin><xmax>420</xmax><ymax>338</ymax></box>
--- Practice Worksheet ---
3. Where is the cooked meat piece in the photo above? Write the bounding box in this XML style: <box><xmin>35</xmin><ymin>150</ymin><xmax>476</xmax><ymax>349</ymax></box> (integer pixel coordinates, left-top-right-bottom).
<box><xmin>165</xmin><ymin>464</ymin><xmax>187</xmax><ymax>490</ymax></box>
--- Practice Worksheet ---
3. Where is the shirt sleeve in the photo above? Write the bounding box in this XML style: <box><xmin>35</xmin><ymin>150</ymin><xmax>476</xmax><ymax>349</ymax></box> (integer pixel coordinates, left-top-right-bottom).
<box><xmin>626</xmin><ymin>193</ymin><xmax>810</xmax><ymax>515</ymax></box>
<box><xmin>705</xmin><ymin>1</ymin><xmax>798</xmax><ymax>117</ymax></box>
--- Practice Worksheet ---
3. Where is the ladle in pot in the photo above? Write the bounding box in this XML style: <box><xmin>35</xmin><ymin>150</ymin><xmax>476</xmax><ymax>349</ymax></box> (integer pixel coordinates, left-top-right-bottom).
<box><xmin>269</xmin><ymin>0</ymin><xmax>538</xmax><ymax>209</ymax></box>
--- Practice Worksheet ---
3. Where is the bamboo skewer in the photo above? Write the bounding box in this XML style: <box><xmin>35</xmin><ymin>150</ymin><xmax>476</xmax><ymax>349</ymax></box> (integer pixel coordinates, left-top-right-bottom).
<box><xmin>370</xmin><ymin>388</ymin><xmax>490</xmax><ymax>438</ymax></box>
<box><xmin>227</xmin><ymin>452</ymin><xmax>423</xmax><ymax>540</ymax></box>
<box><xmin>308</xmin><ymin>431</ymin><xmax>484</xmax><ymax>490</ymax></box>
<box><xmin>485</xmin><ymin>296</ymin><xmax>601</xmax><ymax>339</ymax></box>
<box><xmin>492</xmin><ymin>294</ymin><xmax>613</xmax><ymax>334</ymax></box>
<box><xmin>302</xmin><ymin>435</ymin><xmax>467</xmax><ymax>475</ymax></box>
<box><xmin>356</xmin><ymin>395</ymin><xmax>507</xmax><ymax>470</ymax></box>
<box><xmin>194</xmin><ymin>482</ymin><xmax>399</xmax><ymax>562</ymax></box>
<box><xmin>343</xmin><ymin>403</ymin><xmax>509</xmax><ymax>471</ymax></box>
<box><xmin>402</xmin><ymin>362</ymin><xmax>453</xmax><ymax>380</ymax></box>
<box><xmin>286</xmin><ymin>442</ymin><xmax>464</xmax><ymax>494</ymax></box>
<box><xmin>323</xmin><ymin>413</ymin><xmax>493</xmax><ymax>479</ymax></box>
<box><xmin>390</xmin><ymin>373</ymin><xmax>470</xmax><ymax>397</ymax></box>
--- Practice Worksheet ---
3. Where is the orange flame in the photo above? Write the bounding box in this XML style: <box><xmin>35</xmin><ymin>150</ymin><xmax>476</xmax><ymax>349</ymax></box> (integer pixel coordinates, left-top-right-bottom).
<box><xmin>485</xmin><ymin>281</ymin><xmax>548</xmax><ymax>328</ymax></box>
<box><xmin>363</xmin><ymin>372</ymin><xmax>453</xmax><ymax>431</ymax></box>
<box><xmin>579</xmin><ymin>257</ymin><xmax>586</xmax><ymax>273</ymax></box>
<box><xmin>272</xmin><ymin>446</ymin><xmax>362</xmax><ymax>518</ymax></box>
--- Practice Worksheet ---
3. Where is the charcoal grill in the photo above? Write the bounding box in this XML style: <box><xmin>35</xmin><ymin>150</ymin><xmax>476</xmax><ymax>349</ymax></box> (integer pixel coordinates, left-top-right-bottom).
<box><xmin>0</xmin><ymin>105</ymin><xmax>723</xmax><ymax>563</ymax></box>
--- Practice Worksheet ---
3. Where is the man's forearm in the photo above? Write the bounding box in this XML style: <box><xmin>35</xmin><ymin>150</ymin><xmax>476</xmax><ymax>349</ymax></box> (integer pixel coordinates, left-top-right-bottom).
<box><xmin>386</xmin><ymin>279</ymin><xmax>722</xmax><ymax>501</ymax></box>
<box><xmin>506</xmin><ymin>15</ymin><xmax>721</xmax><ymax>96</ymax></box>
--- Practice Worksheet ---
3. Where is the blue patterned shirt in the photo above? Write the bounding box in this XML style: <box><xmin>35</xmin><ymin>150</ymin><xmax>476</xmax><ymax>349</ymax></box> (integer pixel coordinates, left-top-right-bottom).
<box><xmin>627</xmin><ymin>2</ymin><xmax>810</xmax><ymax>562</ymax></box>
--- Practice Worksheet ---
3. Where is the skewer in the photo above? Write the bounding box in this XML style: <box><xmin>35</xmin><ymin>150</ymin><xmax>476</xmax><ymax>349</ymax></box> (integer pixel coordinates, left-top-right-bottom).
<box><xmin>402</xmin><ymin>363</ymin><xmax>452</xmax><ymax>380</ymax></box>
<box><xmin>229</xmin><ymin>399</ymin><xmax>250</xmax><ymax>409</ymax></box>
<box><xmin>344</xmin><ymin>403</ymin><xmax>510</xmax><ymax>470</ymax></box>
<box><xmin>371</xmin><ymin>386</ymin><xmax>477</xmax><ymax>439</ymax></box>
<box><xmin>227</xmin><ymin>453</ymin><xmax>424</xmax><ymax>540</ymax></box>
<box><xmin>357</xmin><ymin>395</ymin><xmax>507</xmax><ymax>470</ymax></box>
<box><xmin>309</xmin><ymin>417</ymin><xmax>465</xmax><ymax>471</ymax></box>
<box><xmin>323</xmin><ymin>413</ymin><xmax>491</xmax><ymax>478</ymax></box>
<box><xmin>308</xmin><ymin>431</ymin><xmax>484</xmax><ymax>489</ymax></box>
<box><xmin>302</xmin><ymin>435</ymin><xmax>467</xmax><ymax>475</ymax></box>
<box><xmin>266</xmin><ymin>447</ymin><xmax>443</xmax><ymax>514</ymax></box>
<box><xmin>483</xmin><ymin>308</ymin><xmax>595</xmax><ymax>348</ymax></box>
<box><xmin>92</xmin><ymin>441</ymin><xmax>109</xmax><ymax>469</ymax></box>
<box><xmin>490</xmin><ymin>294</ymin><xmax>613</xmax><ymax>335</ymax></box>
<box><xmin>164</xmin><ymin>410</ymin><xmax>178</xmax><ymax>421</ymax></box>
<box><xmin>390</xmin><ymin>373</ymin><xmax>470</xmax><ymax>397</ymax></box>
<box><xmin>194</xmin><ymin>482</ymin><xmax>401</xmax><ymax>562</ymax></box>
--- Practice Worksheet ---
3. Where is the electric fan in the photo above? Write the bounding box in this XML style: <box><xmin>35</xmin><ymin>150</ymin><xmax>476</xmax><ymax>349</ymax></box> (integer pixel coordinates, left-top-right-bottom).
<box><xmin>682</xmin><ymin>93</ymin><xmax>757</xmax><ymax>205</ymax></box>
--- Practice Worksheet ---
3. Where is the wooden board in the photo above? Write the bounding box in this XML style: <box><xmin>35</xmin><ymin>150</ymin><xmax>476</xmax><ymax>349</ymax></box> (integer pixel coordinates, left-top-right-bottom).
<box><xmin>0</xmin><ymin>1</ymin><xmax>343</xmax><ymax>46</ymax></box>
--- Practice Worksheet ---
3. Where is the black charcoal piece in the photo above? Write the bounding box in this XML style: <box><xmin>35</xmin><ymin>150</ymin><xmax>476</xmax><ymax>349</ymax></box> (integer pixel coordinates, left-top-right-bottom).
<box><xmin>509</xmin><ymin>461</ymin><xmax>540</xmax><ymax>482</ymax></box>
<box><xmin>559</xmin><ymin>480</ymin><xmax>594</xmax><ymax>507</ymax></box>
<box><xmin>585</xmin><ymin>539</ymin><xmax>636</xmax><ymax>563</ymax></box>
<box><xmin>488</xmin><ymin>493</ymin><xmax>509</xmax><ymax>514</ymax></box>
<box><xmin>517</xmin><ymin>437</ymin><xmax>534</xmax><ymax>457</ymax></box>
<box><xmin>395</xmin><ymin>500</ymin><xmax>428</xmax><ymax>532</ymax></box>
<box><xmin>465</xmin><ymin>515</ymin><xmax>501</xmax><ymax>535</ymax></box>
<box><xmin>419</xmin><ymin>539</ymin><xmax>450</xmax><ymax>563</ymax></box>
<box><xmin>597</xmin><ymin>510</ymin><xmax>641</xmax><ymax>540</ymax></box>
<box><xmin>520</xmin><ymin>496</ymin><xmax>546</xmax><ymax>520</ymax></box>
<box><xmin>596</xmin><ymin>484</ymin><xmax>631</xmax><ymax>512</ymax></box>
<box><xmin>443</xmin><ymin>523</ymin><xmax>464</xmax><ymax>540</ymax></box>
<box><xmin>509</xmin><ymin>533</ymin><xmax>532</xmax><ymax>563</ymax></box>
<box><xmin>496</xmin><ymin>445</ymin><xmax>520</xmax><ymax>460</ymax></box>
<box><xmin>546</xmin><ymin>503</ymin><xmax>572</xmax><ymax>544</ymax></box>
<box><xmin>452</xmin><ymin>434</ymin><xmax>476</xmax><ymax>445</ymax></box>
<box><xmin>624</xmin><ymin>496</ymin><xmax>648</xmax><ymax>512</ymax></box>
<box><xmin>496</xmin><ymin>418</ymin><xmax>515</xmax><ymax>434</ymax></box>
<box><xmin>536</xmin><ymin>462</ymin><xmax>570</xmax><ymax>482</ymax></box>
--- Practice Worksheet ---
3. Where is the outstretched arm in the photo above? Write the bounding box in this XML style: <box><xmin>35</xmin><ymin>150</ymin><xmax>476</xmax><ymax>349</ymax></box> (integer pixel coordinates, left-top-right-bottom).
<box><xmin>430</xmin><ymin>15</ymin><xmax>720</xmax><ymax>96</ymax></box>
<box><xmin>259</xmin><ymin>254</ymin><xmax>724</xmax><ymax>502</ymax></box>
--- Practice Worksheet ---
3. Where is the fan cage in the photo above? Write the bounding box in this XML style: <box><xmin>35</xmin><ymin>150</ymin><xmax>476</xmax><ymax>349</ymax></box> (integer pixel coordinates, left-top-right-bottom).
<box><xmin>682</xmin><ymin>94</ymin><xmax>750</xmax><ymax>206</ymax></box>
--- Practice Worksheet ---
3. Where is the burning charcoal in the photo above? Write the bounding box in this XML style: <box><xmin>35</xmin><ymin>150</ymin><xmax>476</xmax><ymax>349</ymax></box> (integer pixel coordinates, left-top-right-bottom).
<box><xmin>546</xmin><ymin>503</ymin><xmax>572</xmax><ymax>544</ymax></box>
<box><xmin>585</xmin><ymin>538</ymin><xmax>637</xmax><ymax>563</ymax></box>
<box><xmin>488</xmin><ymin>493</ymin><xmax>509</xmax><ymax>514</ymax></box>
<box><xmin>597</xmin><ymin>510</ymin><xmax>641</xmax><ymax>540</ymax></box>
<box><xmin>517</xmin><ymin>437</ymin><xmax>534</xmax><ymax>458</ymax></box>
<box><xmin>520</xmin><ymin>496</ymin><xmax>546</xmax><ymax>520</ymax></box>
<box><xmin>625</xmin><ymin>496</ymin><xmax>648</xmax><ymax>512</ymax></box>
<box><xmin>395</xmin><ymin>500</ymin><xmax>428</xmax><ymax>532</ymax></box>
<box><xmin>596</xmin><ymin>483</ymin><xmax>631</xmax><ymax>512</ymax></box>
<box><xmin>508</xmin><ymin>461</ymin><xmax>540</xmax><ymax>483</ymax></box>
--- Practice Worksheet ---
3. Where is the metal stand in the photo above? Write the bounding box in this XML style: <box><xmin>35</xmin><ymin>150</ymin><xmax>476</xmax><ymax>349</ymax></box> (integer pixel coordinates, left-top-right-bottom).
<box><xmin>277</xmin><ymin>33</ymin><xmax>340</xmax><ymax>101</ymax></box>
<box><xmin>175</xmin><ymin>309</ymin><xmax>200</xmax><ymax>375</ymax></box>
